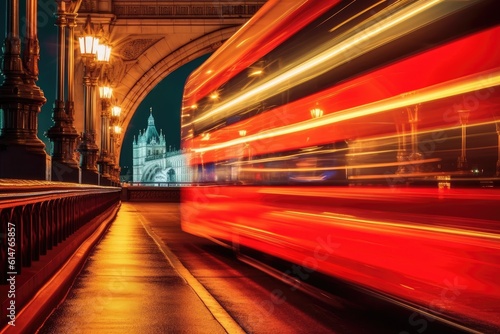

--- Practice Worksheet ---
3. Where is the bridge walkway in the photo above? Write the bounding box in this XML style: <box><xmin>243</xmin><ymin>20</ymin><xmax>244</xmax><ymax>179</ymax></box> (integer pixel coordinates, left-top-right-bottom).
<box><xmin>36</xmin><ymin>203</ymin><xmax>240</xmax><ymax>334</ymax></box>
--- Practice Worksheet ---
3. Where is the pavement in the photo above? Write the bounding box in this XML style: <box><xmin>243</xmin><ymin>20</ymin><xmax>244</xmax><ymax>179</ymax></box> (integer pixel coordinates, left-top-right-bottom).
<box><xmin>36</xmin><ymin>203</ymin><xmax>243</xmax><ymax>334</ymax></box>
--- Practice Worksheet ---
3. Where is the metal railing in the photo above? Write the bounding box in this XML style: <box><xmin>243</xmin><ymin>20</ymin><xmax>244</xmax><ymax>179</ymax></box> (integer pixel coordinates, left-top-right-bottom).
<box><xmin>0</xmin><ymin>179</ymin><xmax>121</xmax><ymax>283</ymax></box>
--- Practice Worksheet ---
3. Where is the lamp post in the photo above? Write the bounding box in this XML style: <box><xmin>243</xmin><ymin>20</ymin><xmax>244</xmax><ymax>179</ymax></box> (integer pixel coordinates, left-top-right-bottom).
<box><xmin>457</xmin><ymin>109</ymin><xmax>470</xmax><ymax>172</ymax></box>
<box><xmin>112</xmin><ymin>122</ymin><xmax>122</xmax><ymax>184</ymax></box>
<box><xmin>309</xmin><ymin>106</ymin><xmax>324</xmax><ymax>180</ymax></box>
<box><xmin>66</xmin><ymin>12</ymin><xmax>79</xmax><ymax>170</ymax></box>
<box><xmin>496</xmin><ymin>122</ymin><xmax>500</xmax><ymax>177</ymax></box>
<box><xmin>76</xmin><ymin>17</ymin><xmax>112</xmax><ymax>184</ymax></box>
<box><xmin>407</xmin><ymin>104</ymin><xmax>422</xmax><ymax>173</ymax></box>
<box><xmin>395</xmin><ymin>109</ymin><xmax>408</xmax><ymax>174</ymax></box>
<box><xmin>97</xmin><ymin>77</ymin><xmax>112</xmax><ymax>184</ymax></box>
<box><xmin>77</xmin><ymin>17</ymin><xmax>99</xmax><ymax>184</ymax></box>
<box><xmin>238</xmin><ymin>129</ymin><xmax>250</xmax><ymax>183</ymax></box>
<box><xmin>47</xmin><ymin>0</ymin><xmax>80</xmax><ymax>182</ymax></box>
<box><xmin>109</xmin><ymin>104</ymin><xmax>121</xmax><ymax>184</ymax></box>
<box><xmin>310</xmin><ymin>106</ymin><xmax>324</xmax><ymax>119</ymax></box>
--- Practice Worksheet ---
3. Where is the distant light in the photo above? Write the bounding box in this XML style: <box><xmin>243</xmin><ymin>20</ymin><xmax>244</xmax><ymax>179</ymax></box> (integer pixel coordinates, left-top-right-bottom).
<box><xmin>99</xmin><ymin>85</ymin><xmax>113</xmax><ymax>99</ymax></box>
<box><xmin>310</xmin><ymin>107</ymin><xmax>324</xmax><ymax>118</ymax></box>
<box><xmin>249</xmin><ymin>69</ymin><xmax>263</xmax><ymax>77</ymax></box>
<box><xmin>111</xmin><ymin>105</ymin><xmax>122</xmax><ymax>117</ymax></box>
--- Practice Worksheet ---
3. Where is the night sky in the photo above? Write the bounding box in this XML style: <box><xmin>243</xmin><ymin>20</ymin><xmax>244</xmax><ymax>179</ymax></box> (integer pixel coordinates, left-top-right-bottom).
<box><xmin>1</xmin><ymin>3</ymin><xmax>210</xmax><ymax>174</ymax></box>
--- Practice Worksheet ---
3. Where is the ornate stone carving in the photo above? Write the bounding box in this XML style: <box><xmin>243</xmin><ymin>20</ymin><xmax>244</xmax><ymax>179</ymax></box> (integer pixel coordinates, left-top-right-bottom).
<box><xmin>81</xmin><ymin>0</ymin><xmax>97</xmax><ymax>12</ymax></box>
<box><xmin>119</xmin><ymin>38</ymin><xmax>162</xmax><ymax>61</ymax></box>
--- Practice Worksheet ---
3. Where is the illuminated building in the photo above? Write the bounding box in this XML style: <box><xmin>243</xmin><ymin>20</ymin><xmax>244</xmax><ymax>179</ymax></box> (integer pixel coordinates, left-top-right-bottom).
<box><xmin>132</xmin><ymin>107</ymin><xmax>192</xmax><ymax>183</ymax></box>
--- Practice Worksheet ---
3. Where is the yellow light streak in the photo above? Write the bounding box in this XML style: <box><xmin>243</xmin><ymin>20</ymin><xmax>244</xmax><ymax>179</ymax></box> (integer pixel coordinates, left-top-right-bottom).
<box><xmin>249</xmin><ymin>69</ymin><xmax>263</xmax><ymax>77</ymax></box>
<box><xmin>224</xmin><ymin>147</ymin><xmax>349</xmax><ymax>166</ymax></box>
<box><xmin>348</xmin><ymin>171</ymin><xmax>470</xmax><ymax>180</ymax></box>
<box><xmin>400</xmin><ymin>284</ymin><xmax>415</xmax><ymax>290</ymax></box>
<box><xmin>353</xmin><ymin>120</ymin><xmax>500</xmax><ymax>145</ymax></box>
<box><xmin>277</xmin><ymin>210</ymin><xmax>500</xmax><ymax>241</ymax></box>
<box><xmin>328</xmin><ymin>0</ymin><xmax>386</xmax><ymax>34</ymax></box>
<box><xmin>192</xmin><ymin>0</ymin><xmax>457</xmax><ymax>126</ymax></box>
<box><xmin>192</xmin><ymin>69</ymin><xmax>500</xmax><ymax>153</ymax></box>
<box><xmin>239</xmin><ymin>158</ymin><xmax>440</xmax><ymax>173</ymax></box>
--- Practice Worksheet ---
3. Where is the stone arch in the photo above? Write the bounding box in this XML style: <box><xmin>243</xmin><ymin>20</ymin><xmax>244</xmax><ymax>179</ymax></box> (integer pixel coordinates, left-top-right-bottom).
<box><xmin>72</xmin><ymin>2</ymin><xmax>266</xmax><ymax>174</ymax></box>
<box><xmin>141</xmin><ymin>163</ymin><xmax>162</xmax><ymax>182</ymax></box>
<box><xmin>114</xmin><ymin>26</ymin><xmax>238</xmax><ymax>163</ymax></box>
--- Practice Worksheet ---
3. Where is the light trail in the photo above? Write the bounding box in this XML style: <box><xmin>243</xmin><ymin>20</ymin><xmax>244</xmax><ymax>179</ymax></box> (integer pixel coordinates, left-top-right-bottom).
<box><xmin>192</xmin><ymin>69</ymin><xmax>500</xmax><ymax>153</ymax></box>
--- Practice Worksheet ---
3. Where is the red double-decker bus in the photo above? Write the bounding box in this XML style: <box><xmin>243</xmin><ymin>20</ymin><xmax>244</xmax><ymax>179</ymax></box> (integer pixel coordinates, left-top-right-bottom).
<box><xmin>181</xmin><ymin>0</ymin><xmax>500</xmax><ymax>331</ymax></box>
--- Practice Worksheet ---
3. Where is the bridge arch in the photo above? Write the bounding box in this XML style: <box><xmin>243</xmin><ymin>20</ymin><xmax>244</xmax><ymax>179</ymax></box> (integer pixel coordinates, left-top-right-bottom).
<box><xmin>115</xmin><ymin>26</ymin><xmax>239</xmax><ymax>161</ymax></box>
<box><xmin>72</xmin><ymin>1</ymin><xmax>266</xmax><ymax>169</ymax></box>
<box><xmin>141</xmin><ymin>163</ymin><xmax>164</xmax><ymax>182</ymax></box>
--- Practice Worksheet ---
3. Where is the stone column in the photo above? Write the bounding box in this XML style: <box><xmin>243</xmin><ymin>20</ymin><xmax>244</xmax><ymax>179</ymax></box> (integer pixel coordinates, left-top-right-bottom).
<box><xmin>47</xmin><ymin>1</ymin><xmax>80</xmax><ymax>182</ymax></box>
<box><xmin>65</xmin><ymin>13</ymin><xmax>80</xmax><ymax>171</ymax></box>
<box><xmin>77</xmin><ymin>62</ymin><xmax>99</xmax><ymax>184</ymax></box>
<box><xmin>97</xmin><ymin>97</ymin><xmax>111</xmax><ymax>185</ymax></box>
<box><xmin>107</xmin><ymin>128</ymin><xmax>116</xmax><ymax>185</ymax></box>
<box><xmin>0</xmin><ymin>0</ymin><xmax>50</xmax><ymax>180</ymax></box>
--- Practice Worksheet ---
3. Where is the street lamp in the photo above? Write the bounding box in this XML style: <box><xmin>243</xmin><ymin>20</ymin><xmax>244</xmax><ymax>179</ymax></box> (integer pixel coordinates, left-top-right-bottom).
<box><xmin>209</xmin><ymin>91</ymin><xmax>220</xmax><ymax>100</ymax></box>
<box><xmin>496</xmin><ymin>122</ymin><xmax>500</xmax><ymax>177</ymax></box>
<box><xmin>395</xmin><ymin>109</ymin><xmax>409</xmax><ymax>175</ymax></box>
<box><xmin>111</xmin><ymin>105</ymin><xmax>122</xmax><ymax>118</ymax></box>
<box><xmin>238</xmin><ymin>129</ymin><xmax>251</xmax><ymax>183</ymax></box>
<box><xmin>78</xmin><ymin>16</ymin><xmax>99</xmax><ymax>57</ymax></box>
<box><xmin>310</xmin><ymin>107</ymin><xmax>324</xmax><ymax>119</ymax></box>
<box><xmin>96</xmin><ymin>42</ymin><xmax>112</xmax><ymax>63</ymax></box>
<box><xmin>97</xmin><ymin>76</ymin><xmax>113</xmax><ymax>182</ymax></box>
<box><xmin>77</xmin><ymin>17</ymin><xmax>100</xmax><ymax>182</ymax></box>
<box><xmin>406</xmin><ymin>103</ymin><xmax>422</xmax><ymax>172</ymax></box>
<box><xmin>457</xmin><ymin>109</ymin><xmax>470</xmax><ymax>172</ymax></box>
<box><xmin>77</xmin><ymin>17</ymin><xmax>112</xmax><ymax>184</ymax></box>
<box><xmin>95</xmin><ymin>23</ymin><xmax>112</xmax><ymax>63</ymax></box>
<box><xmin>109</xmin><ymin>105</ymin><xmax>122</xmax><ymax>184</ymax></box>
<box><xmin>99</xmin><ymin>80</ymin><xmax>113</xmax><ymax>100</ymax></box>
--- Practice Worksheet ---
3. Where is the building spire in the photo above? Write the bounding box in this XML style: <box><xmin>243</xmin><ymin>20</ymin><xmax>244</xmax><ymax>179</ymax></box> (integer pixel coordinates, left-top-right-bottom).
<box><xmin>148</xmin><ymin>107</ymin><xmax>155</xmax><ymax>126</ymax></box>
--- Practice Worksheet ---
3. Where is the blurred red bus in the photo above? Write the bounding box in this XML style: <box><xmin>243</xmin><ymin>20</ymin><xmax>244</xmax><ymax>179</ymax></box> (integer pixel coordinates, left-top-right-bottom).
<box><xmin>181</xmin><ymin>0</ymin><xmax>500</xmax><ymax>331</ymax></box>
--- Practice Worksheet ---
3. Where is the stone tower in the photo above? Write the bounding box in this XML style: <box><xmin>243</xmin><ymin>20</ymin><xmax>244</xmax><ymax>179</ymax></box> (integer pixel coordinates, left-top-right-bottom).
<box><xmin>132</xmin><ymin>108</ymin><xmax>166</xmax><ymax>182</ymax></box>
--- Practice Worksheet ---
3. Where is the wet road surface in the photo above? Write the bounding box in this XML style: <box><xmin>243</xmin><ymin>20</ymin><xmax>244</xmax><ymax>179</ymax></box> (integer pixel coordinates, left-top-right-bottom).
<box><xmin>38</xmin><ymin>203</ymin><xmax>228</xmax><ymax>334</ymax></box>
<box><xmin>37</xmin><ymin>202</ymin><xmax>468</xmax><ymax>334</ymax></box>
